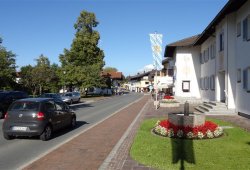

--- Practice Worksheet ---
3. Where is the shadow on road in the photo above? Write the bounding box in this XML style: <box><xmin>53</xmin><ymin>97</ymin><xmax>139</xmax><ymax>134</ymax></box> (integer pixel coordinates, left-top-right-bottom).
<box><xmin>171</xmin><ymin>138</ymin><xmax>195</xmax><ymax>170</ymax></box>
<box><xmin>14</xmin><ymin>120</ymin><xmax>89</xmax><ymax>141</ymax></box>
<box><xmin>70</xmin><ymin>103</ymin><xmax>94</xmax><ymax>111</ymax></box>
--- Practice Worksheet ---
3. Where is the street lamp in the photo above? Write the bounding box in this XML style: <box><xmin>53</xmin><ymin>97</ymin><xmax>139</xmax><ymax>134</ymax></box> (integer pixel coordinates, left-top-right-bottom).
<box><xmin>63</xmin><ymin>71</ymin><xmax>66</xmax><ymax>93</ymax></box>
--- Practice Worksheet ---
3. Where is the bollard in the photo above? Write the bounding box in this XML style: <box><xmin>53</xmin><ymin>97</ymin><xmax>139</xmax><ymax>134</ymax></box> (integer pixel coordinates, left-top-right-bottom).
<box><xmin>184</xmin><ymin>101</ymin><xmax>189</xmax><ymax>116</ymax></box>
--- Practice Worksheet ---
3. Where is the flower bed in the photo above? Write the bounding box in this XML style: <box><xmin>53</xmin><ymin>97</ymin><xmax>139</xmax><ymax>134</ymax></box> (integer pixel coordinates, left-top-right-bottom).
<box><xmin>163</xmin><ymin>95</ymin><xmax>174</xmax><ymax>99</ymax></box>
<box><xmin>153</xmin><ymin>119</ymin><xmax>223</xmax><ymax>139</ymax></box>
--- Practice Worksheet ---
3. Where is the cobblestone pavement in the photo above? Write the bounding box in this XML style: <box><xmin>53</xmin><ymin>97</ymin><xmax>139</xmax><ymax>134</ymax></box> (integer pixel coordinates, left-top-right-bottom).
<box><xmin>23</xmin><ymin>95</ymin><xmax>250</xmax><ymax>170</ymax></box>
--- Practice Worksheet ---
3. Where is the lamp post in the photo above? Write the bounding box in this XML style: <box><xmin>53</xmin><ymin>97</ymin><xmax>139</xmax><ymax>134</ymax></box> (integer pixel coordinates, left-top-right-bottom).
<box><xmin>63</xmin><ymin>71</ymin><xmax>66</xmax><ymax>93</ymax></box>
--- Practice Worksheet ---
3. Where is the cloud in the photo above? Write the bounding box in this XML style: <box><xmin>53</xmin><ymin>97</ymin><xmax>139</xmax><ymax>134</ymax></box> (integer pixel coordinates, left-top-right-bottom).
<box><xmin>138</xmin><ymin>64</ymin><xmax>154</xmax><ymax>73</ymax></box>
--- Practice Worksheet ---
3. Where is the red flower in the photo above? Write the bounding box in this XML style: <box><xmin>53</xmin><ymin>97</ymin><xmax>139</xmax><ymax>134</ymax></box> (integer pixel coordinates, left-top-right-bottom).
<box><xmin>157</xmin><ymin>119</ymin><xmax>220</xmax><ymax>138</ymax></box>
<box><xmin>164</xmin><ymin>95</ymin><xmax>174</xmax><ymax>99</ymax></box>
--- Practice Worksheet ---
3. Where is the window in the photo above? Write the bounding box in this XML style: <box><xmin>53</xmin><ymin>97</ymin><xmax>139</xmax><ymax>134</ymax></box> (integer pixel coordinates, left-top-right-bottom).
<box><xmin>210</xmin><ymin>75</ymin><xmax>215</xmax><ymax>90</ymax></box>
<box><xmin>182</xmin><ymin>81</ymin><xmax>190</xmax><ymax>92</ymax></box>
<box><xmin>200</xmin><ymin>53</ymin><xmax>204</xmax><ymax>64</ymax></box>
<box><xmin>243</xmin><ymin>16</ymin><xmax>250</xmax><ymax>41</ymax></box>
<box><xmin>200</xmin><ymin>78</ymin><xmax>202</xmax><ymax>89</ymax></box>
<box><xmin>207</xmin><ymin>47</ymin><xmax>210</xmax><ymax>60</ymax></box>
<box><xmin>243</xmin><ymin>67</ymin><xmax>250</xmax><ymax>92</ymax></box>
<box><xmin>55</xmin><ymin>102</ymin><xmax>64</xmax><ymax>111</ymax></box>
<box><xmin>237</xmin><ymin>69</ymin><xmax>241</xmax><ymax>83</ymax></box>
<box><xmin>210</xmin><ymin>43</ymin><xmax>216</xmax><ymax>59</ymax></box>
<box><xmin>205</xmin><ymin>77</ymin><xmax>209</xmax><ymax>90</ymax></box>
<box><xmin>213</xmin><ymin>43</ymin><xmax>216</xmax><ymax>59</ymax></box>
<box><xmin>237</xmin><ymin>22</ymin><xmax>241</xmax><ymax>37</ymax></box>
<box><xmin>45</xmin><ymin>102</ymin><xmax>55</xmax><ymax>111</ymax></box>
<box><xmin>210</xmin><ymin>44</ymin><xmax>213</xmax><ymax>59</ymax></box>
<box><xmin>219</xmin><ymin>31</ymin><xmax>224</xmax><ymax>51</ymax></box>
<box><xmin>243</xmin><ymin>15</ymin><xmax>250</xmax><ymax>41</ymax></box>
<box><xmin>200</xmin><ymin>77</ymin><xmax>205</xmax><ymax>90</ymax></box>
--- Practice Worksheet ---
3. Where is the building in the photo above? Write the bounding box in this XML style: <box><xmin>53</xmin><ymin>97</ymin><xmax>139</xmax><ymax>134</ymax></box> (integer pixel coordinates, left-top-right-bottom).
<box><xmin>164</xmin><ymin>35</ymin><xmax>201</xmax><ymax>98</ymax></box>
<box><xmin>163</xmin><ymin>0</ymin><xmax>250</xmax><ymax>117</ymax></box>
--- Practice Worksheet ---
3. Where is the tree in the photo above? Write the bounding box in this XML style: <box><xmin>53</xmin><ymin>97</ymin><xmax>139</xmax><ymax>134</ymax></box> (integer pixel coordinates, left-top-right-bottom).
<box><xmin>20</xmin><ymin>55</ymin><xmax>60</xmax><ymax>95</ymax></box>
<box><xmin>0</xmin><ymin>37</ymin><xmax>16</xmax><ymax>89</ymax></box>
<box><xmin>60</xmin><ymin>10</ymin><xmax>105</xmax><ymax>90</ymax></box>
<box><xmin>20</xmin><ymin>65</ymin><xmax>37</xmax><ymax>95</ymax></box>
<box><xmin>103</xmin><ymin>67</ymin><xmax>118</xmax><ymax>73</ymax></box>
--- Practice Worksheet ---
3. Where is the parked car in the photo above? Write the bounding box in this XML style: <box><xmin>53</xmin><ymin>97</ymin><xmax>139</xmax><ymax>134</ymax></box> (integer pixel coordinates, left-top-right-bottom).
<box><xmin>102</xmin><ymin>88</ymin><xmax>112</xmax><ymax>96</ymax></box>
<box><xmin>39</xmin><ymin>93</ymin><xmax>63</xmax><ymax>100</ymax></box>
<box><xmin>86</xmin><ymin>87</ymin><xmax>103</xmax><ymax>96</ymax></box>
<box><xmin>2</xmin><ymin>98</ymin><xmax>76</xmax><ymax>141</ymax></box>
<box><xmin>61</xmin><ymin>92</ymin><xmax>81</xmax><ymax>104</ymax></box>
<box><xmin>0</xmin><ymin>91</ymin><xmax>29</xmax><ymax>118</ymax></box>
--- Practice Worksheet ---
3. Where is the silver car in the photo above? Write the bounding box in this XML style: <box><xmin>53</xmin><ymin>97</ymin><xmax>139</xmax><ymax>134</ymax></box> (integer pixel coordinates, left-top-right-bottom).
<box><xmin>61</xmin><ymin>92</ymin><xmax>81</xmax><ymax>104</ymax></box>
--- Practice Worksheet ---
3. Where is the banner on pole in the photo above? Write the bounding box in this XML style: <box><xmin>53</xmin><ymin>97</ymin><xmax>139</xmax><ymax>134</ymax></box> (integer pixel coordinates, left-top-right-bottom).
<box><xmin>149</xmin><ymin>33</ymin><xmax>163</xmax><ymax>70</ymax></box>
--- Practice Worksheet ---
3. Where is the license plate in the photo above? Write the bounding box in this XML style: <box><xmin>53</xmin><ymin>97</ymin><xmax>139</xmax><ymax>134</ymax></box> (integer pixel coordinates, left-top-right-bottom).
<box><xmin>12</xmin><ymin>126</ymin><xmax>27</xmax><ymax>131</ymax></box>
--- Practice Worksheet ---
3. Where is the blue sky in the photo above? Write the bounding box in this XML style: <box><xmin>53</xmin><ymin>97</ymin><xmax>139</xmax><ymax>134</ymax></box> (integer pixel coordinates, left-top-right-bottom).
<box><xmin>0</xmin><ymin>0</ymin><xmax>228</xmax><ymax>76</ymax></box>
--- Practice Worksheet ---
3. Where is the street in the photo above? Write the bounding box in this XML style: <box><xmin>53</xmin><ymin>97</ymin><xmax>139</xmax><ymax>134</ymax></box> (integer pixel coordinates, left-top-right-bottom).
<box><xmin>0</xmin><ymin>93</ymin><xmax>143</xmax><ymax>170</ymax></box>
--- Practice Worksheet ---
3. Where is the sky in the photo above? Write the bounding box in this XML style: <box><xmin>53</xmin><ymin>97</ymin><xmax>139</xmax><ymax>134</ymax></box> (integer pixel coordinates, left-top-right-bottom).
<box><xmin>0</xmin><ymin>0</ymin><xmax>228</xmax><ymax>76</ymax></box>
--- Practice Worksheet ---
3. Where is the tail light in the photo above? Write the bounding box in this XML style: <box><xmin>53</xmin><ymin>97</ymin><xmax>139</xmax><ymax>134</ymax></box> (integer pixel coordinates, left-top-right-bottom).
<box><xmin>37</xmin><ymin>112</ymin><xmax>45</xmax><ymax>120</ymax></box>
<box><xmin>4</xmin><ymin>112</ymin><xmax>8</xmax><ymax>119</ymax></box>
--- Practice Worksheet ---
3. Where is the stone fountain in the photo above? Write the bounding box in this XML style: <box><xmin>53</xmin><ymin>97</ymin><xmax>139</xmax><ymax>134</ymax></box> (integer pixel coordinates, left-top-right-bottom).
<box><xmin>168</xmin><ymin>101</ymin><xmax>205</xmax><ymax>127</ymax></box>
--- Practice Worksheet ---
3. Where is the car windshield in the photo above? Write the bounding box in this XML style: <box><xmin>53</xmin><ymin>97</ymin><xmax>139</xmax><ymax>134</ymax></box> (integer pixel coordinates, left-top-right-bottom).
<box><xmin>65</xmin><ymin>93</ymin><xmax>72</xmax><ymax>97</ymax></box>
<box><xmin>9</xmin><ymin>101</ymin><xmax>39</xmax><ymax>111</ymax></box>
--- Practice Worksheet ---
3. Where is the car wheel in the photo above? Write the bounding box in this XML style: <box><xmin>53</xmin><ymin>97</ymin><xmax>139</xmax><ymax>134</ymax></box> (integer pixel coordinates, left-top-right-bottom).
<box><xmin>40</xmin><ymin>125</ymin><xmax>52</xmax><ymax>141</ymax></box>
<box><xmin>70</xmin><ymin>116</ymin><xmax>77</xmax><ymax>128</ymax></box>
<box><xmin>3</xmin><ymin>133</ymin><xmax>13</xmax><ymax>140</ymax></box>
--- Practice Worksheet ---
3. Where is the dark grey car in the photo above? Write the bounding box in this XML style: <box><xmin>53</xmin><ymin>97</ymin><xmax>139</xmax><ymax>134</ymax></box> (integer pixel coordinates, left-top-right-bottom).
<box><xmin>2</xmin><ymin>98</ymin><xmax>76</xmax><ymax>141</ymax></box>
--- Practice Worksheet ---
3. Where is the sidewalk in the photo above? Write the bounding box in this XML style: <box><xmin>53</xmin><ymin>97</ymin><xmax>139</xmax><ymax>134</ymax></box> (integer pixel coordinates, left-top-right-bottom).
<box><xmin>23</xmin><ymin>96</ymin><xmax>250</xmax><ymax>170</ymax></box>
<box><xmin>23</xmin><ymin>95</ymin><xmax>150</xmax><ymax>170</ymax></box>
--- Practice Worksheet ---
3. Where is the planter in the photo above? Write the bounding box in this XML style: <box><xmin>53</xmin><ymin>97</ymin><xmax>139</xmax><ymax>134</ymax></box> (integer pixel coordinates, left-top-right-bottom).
<box><xmin>168</xmin><ymin>113</ymin><xmax>205</xmax><ymax>127</ymax></box>
<box><xmin>160</xmin><ymin>102</ymin><xmax>180</xmax><ymax>107</ymax></box>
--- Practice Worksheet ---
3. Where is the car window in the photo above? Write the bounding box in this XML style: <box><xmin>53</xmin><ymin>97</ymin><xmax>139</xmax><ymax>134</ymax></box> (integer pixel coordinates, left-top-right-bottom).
<box><xmin>55</xmin><ymin>102</ymin><xmax>64</xmax><ymax>111</ymax></box>
<box><xmin>10</xmin><ymin>102</ymin><xmax>39</xmax><ymax>111</ymax></box>
<box><xmin>44</xmin><ymin>102</ymin><xmax>55</xmax><ymax>112</ymax></box>
<box><xmin>65</xmin><ymin>93</ymin><xmax>72</xmax><ymax>97</ymax></box>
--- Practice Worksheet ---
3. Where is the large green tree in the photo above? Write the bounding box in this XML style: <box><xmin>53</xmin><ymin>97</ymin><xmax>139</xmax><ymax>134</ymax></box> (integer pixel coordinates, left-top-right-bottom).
<box><xmin>0</xmin><ymin>37</ymin><xmax>16</xmax><ymax>89</ymax></box>
<box><xmin>103</xmin><ymin>67</ymin><xmax>118</xmax><ymax>73</ymax></box>
<box><xmin>20</xmin><ymin>55</ymin><xmax>60</xmax><ymax>95</ymax></box>
<box><xmin>60</xmin><ymin>10</ymin><xmax>105</xmax><ymax>90</ymax></box>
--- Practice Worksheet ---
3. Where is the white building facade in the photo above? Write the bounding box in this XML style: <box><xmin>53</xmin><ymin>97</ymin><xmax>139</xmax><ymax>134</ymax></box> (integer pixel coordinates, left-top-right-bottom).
<box><xmin>164</xmin><ymin>0</ymin><xmax>250</xmax><ymax>117</ymax></box>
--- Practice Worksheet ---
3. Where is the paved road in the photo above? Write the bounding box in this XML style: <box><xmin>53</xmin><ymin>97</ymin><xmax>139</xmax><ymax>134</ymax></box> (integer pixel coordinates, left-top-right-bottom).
<box><xmin>0</xmin><ymin>93</ymin><xmax>143</xmax><ymax>170</ymax></box>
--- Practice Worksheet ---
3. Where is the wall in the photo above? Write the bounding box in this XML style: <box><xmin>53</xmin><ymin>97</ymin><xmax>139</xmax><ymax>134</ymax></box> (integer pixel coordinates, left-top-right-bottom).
<box><xmin>235</xmin><ymin>1</ymin><xmax>250</xmax><ymax>116</ymax></box>
<box><xmin>174</xmin><ymin>46</ymin><xmax>201</xmax><ymax>98</ymax></box>
<box><xmin>200</xmin><ymin>36</ymin><xmax>216</xmax><ymax>101</ymax></box>
<box><xmin>214</xmin><ymin>13</ymin><xmax>237</xmax><ymax>109</ymax></box>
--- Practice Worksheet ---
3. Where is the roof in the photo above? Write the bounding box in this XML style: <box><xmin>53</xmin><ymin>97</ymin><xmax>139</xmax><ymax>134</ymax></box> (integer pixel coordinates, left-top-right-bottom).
<box><xmin>18</xmin><ymin>98</ymin><xmax>52</xmax><ymax>102</ymax></box>
<box><xmin>129</xmin><ymin>70</ymin><xmax>155</xmax><ymax>80</ymax></box>
<box><xmin>164</xmin><ymin>34</ymin><xmax>200</xmax><ymax>57</ymax></box>
<box><xmin>101</xmin><ymin>71</ymin><xmax>123</xmax><ymax>79</ymax></box>
<box><xmin>194</xmin><ymin>0</ymin><xmax>247</xmax><ymax>45</ymax></box>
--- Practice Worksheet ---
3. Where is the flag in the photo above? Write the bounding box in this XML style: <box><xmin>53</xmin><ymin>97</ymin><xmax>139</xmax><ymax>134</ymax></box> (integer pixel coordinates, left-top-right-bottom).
<box><xmin>149</xmin><ymin>33</ymin><xmax>163</xmax><ymax>70</ymax></box>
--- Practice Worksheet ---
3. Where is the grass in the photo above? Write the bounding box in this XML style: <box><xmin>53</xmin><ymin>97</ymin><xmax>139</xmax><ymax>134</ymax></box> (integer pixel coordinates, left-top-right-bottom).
<box><xmin>130</xmin><ymin>118</ymin><xmax>250</xmax><ymax>170</ymax></box>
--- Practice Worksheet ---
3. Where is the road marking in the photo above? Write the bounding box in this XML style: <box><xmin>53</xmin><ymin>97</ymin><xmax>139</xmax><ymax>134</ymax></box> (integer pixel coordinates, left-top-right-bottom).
<box><xmin>19</xmin><ymin>95</ymin><xmax>143</xmax><ymax>170</ymax></box>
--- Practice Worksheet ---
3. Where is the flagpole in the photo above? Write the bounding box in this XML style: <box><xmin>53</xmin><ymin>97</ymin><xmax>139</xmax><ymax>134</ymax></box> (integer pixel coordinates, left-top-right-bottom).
<box><xmin>149</xmin><ymin>32</ymin><xmax>163</xmax><ymax>110</ymax></box>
